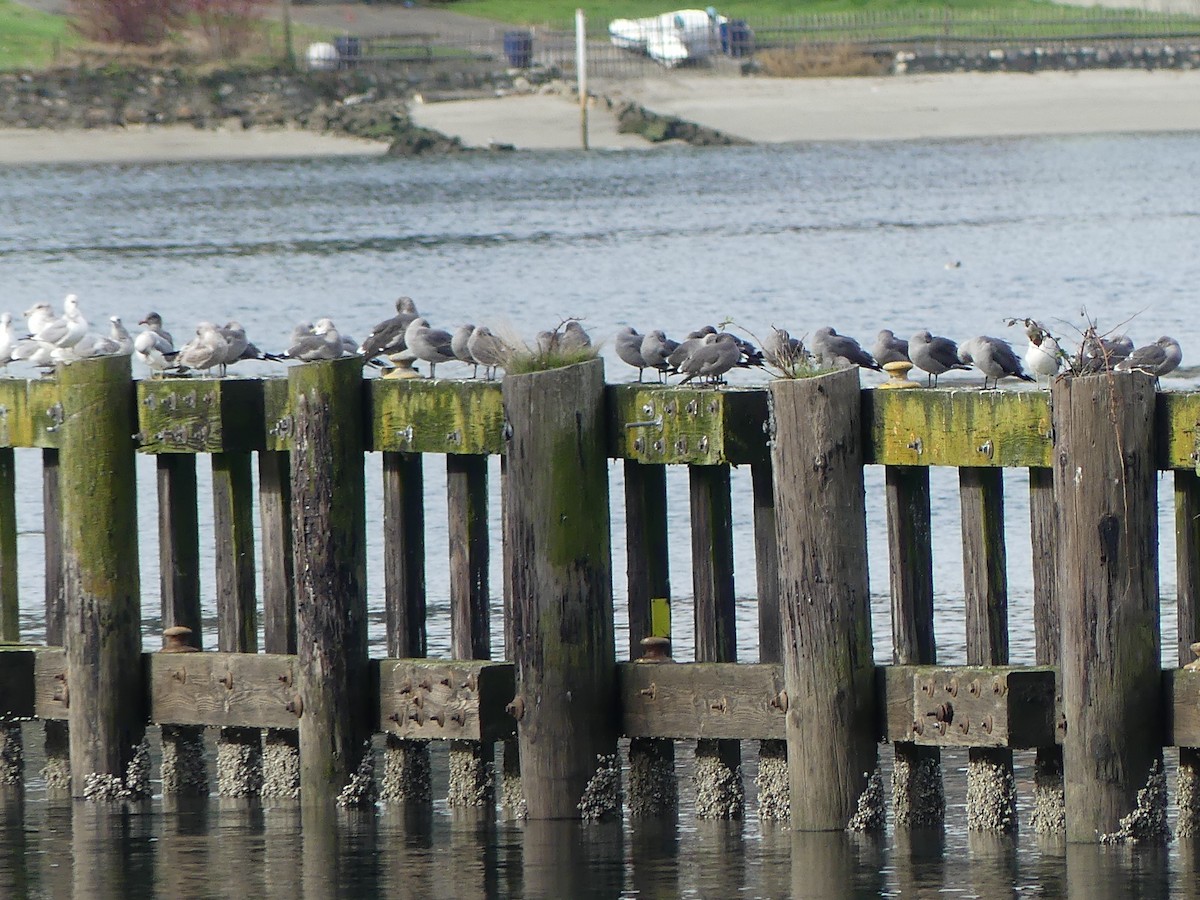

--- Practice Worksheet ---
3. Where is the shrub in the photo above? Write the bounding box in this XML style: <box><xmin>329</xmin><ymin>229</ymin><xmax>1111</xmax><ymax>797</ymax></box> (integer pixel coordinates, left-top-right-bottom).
<box><xmin>69</xmin><ymin>0</ymin><xmax>187</xmax><ymax>45</ymax></box>
<box><xmin>187</xmin><ymin>0</ymin><xmax>272</xmax><ymax>59</ymax></box>
<box><xmin>756</xmin><ymin>45</ymin><xmax>889</xmax><ymax>78</ymax></box>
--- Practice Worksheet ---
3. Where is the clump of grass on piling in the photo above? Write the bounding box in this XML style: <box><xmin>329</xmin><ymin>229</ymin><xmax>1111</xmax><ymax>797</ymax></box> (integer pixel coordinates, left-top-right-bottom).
<box><xmin>504</xmin><ymin>319</ymin><xmax>600</xmax><ymax>375</ymax></box>
<box><xmin>756</xmin><ymin>45</ymin><xmax>889</xmax><ymax>78</ymax></box>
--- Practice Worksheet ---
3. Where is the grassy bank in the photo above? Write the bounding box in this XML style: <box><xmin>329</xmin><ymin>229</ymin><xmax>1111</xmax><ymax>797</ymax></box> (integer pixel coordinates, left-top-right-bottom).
<box><xmin>0</xmin><ymin>0</ymin><xmax>76</xmax><ymax>69</ymax></box>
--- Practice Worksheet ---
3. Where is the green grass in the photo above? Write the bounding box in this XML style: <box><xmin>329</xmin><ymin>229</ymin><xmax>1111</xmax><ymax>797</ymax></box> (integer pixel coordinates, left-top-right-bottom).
<box><xmin>0</xmin><ymin>0</ymin><xmax>77</xmax><ymax>69</ymax></box>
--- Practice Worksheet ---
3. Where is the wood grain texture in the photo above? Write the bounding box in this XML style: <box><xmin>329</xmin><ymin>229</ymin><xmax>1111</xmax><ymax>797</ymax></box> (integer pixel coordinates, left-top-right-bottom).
<box><xmin>909</xmin><ymin>666</ymin><xmax>1055</xmax><ymax>749</ymax></box>
<box><xmin>447</xmin><ymin>454</ymin><xmax>489</xmax><ymax>661</ymax></box>
<box><xmin>377</xmin><ymin>659</ymin><xmax>514</xmax><ymax>742</ymax></box>
<box><xmin>752</xmin><ymin>463</ymin><xmax>781</xmax><ymax>665</ymax></box>
<box><xmin>503</xmin><ymin>359</ymin><xmax>617</xmax><ymax>819</ymax></box>
<box><xmin>0</xmin><ymin>449</ymin><xmax>17</xmax><ymax>642</ymax></box>
<box><xmin>383</xmin><ymin>451</ymin><xmax>426</xmax><ymax>659</ymax></box>
<box><xmin>770</xmin><ymin>370</ymin><xmax>877</xmax><ymax>830</ymax></box>
<box><xmin>618</xmin><ymin>662</ymin><xmax>785</xmax><ymax>740</ymax></box>
<box><xmin>0</xmin><ymin>378</ymin><xmax>63</xmax><ymax>449</ymax></box>
<box><xmin>58</xmin><ymin>355</ymin><xmax>144</xmax><ymax>790</ymax></box>
<box><xmin>1053</xmin><ymin>372</ymin><xmax>1162</xmax><ymax>842</ymax></box>
<box><xmin>42</xmin><ymin>450</ymin><xmax>63</xmax><ymax>646</ymax></box>
<box><xmin>371</xmin><ymin>378</ymin><xmax>504</xmax><ymax>455</ymax></box>
<box><xmin>960</xmin><ymin>467</ymin><xmax>1008</xmax><ymax>666</ymax></box>
<box><xmin>136</xmin><ymin>378</ymin><xmax>265</xmax><ymax>454</ymax></box>
<box><xmin>212</xmin><ymin>452</ymin><xmax>257</xmax><ymax>654</ymax></box>
<box><xmin>1176</xmin><ymin>470</ymin><xmax>1200</xmax><ymax>668</ymax></box>
<box><xmin>149</xmin><ymin>652</ymin><xmax>298</xmax><ymax>729</ymax></box>
<box><xmin>258</xmin><ymin>451</ymin><xmax>295</xmax><ymax>655</ymax></box>
<box><xmin>157</xmin><ymin>455</ymin><xmax>201</xmax><ymax>649</ymax></box>
<box><xmin>33</xmin><ymin>646</ymin><xmax>67</xmax><ymax>721</ymax></box>
<box><xmin>623</xmin><ymin>460</ymin><xmax>671</xmax><ymax>657</ymax></box>
<box><xmin>290</xmin><ymin>356</ymin><xmax>370</xmax><ymax>795</ymax></box>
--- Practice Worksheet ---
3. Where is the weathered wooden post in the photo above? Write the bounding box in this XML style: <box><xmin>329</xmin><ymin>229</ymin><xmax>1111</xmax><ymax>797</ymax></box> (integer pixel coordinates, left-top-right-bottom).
<box><xmin>1177</xmin><ymin>468</ymin><xmax>1200</xmax><ymax>837</ymax></box>
<box><xmin>289</xmin><ymin>356</ymin><xmax>371</xmax><ymax>802</ymax></box>
<box><xmin>1030</xmin><ymin>466</ymin><xmax>1064</xmax><ymax>833</ymax></box>
<box><xmin>0</xmin><ymin>448</ymin><xmax>21</xmax><ymax>784</ymax></box>
<box><xmin>752</xmin><ymin>461</ymin><xmax>788</xmax><ymax>820</ymax></box>
<box><xmin>41</xmin><ymin>449</ymin><xmax>69</xmax><ymax>794</ymax></box>
<box><xmin>503</xmin><ymin>359</ymin><xmax>617</xmax><ymax>819</ymax></box>
<box><xmin>379</xmin><ymin>450</ymin><xmax>432</xmax><ymax>805</ymax></box>
<box><xmin>1052</xmin><ymin>372</ymin><xmax>1164</xmax><ymax>842</ymax></box>
<box><xmin>769</xmin><ymin>369</ymin><xmax>878</xmax><ymax>830</ymax></box>
<box><xmin>886</xmin><ymin>464</ymin><xmax>944</xmax><ymax>828</ymax></box>
<box><xmin>58</xmin><ymin>355</ymin><xmax>145</xmax><ymax>798</ymax></box>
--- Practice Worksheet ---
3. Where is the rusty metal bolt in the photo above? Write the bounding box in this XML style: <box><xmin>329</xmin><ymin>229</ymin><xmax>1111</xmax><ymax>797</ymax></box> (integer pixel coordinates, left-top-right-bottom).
<box><xmin>982</xmin><ymin>715</ymin><xmax>994</xmax><ymax>735</ymax></box>
<box><xmin>638</xmin><ymin>684</ymin><xmax>657</xmax><ymax>700</ymax></box>
<box><xmin>912</xmin><ymin>720</ymin><xmax>924</xmax><ymax>736</ymax></box>
<box><xmin>450</xmin><ymin>712</ymin><xmax>466</xmax><ymax>726</ymax></box>
<box><xmin>465</xmin><ymin>673</ymin><xmax>479</xmax><ymax>693</ymax></box>
<box><xmin>945</xmin><ymin>678</ymin><xmax>959</xmax><ymax>697</ymax></box>
<box><xmin>388</xmin><ymin>712</ymin><xmax>401</xmax><ymax>725</ymax></box>
<box><xmin>161</xmin><ymin>626</ymin><xmax>198</xmax><ymax>653</ymax></box>
<box><xmin>286</xmin><ymin>695</ymin><xmax>304</xmax><ymax>718</ymax></box>
<box><xmin>921</xmin><ymin>679</ymin><xmax>935</xmax><ymax>696</ymax></box>
<box><xmin>958</xmin><ymin>717</ymin><xmax>970</xmax><ymax>734</ymax></box>
<box><xmin>638</xmin><ymin>636</ymin><xmax>673</xmax><ymax>662</ymax></box>
<box><xmin>968</xmin><ymin>679</ymin><xmax>981</xmax><ymax>697</ymax></box>
<box><xmin>935</xmin><ymin>702</ymin><xmax>954</xmax><ymax>724</ymax></box>
<box><xmin>992</xmin><ymin>677</ymin><xmax>1007</xmax><ymax>696</ymax></box>
<box><xmin>431</xmin><ymin>711</ymin><xmax>445</xmax><ymax>727</ymax></box>
<box><xmin>710</xmin><ymin>698</ymin><xmax>729</xmax><ymax>714</ymax></box>
<box><xmin>770</xmin><ymin>690</ymin><xmax>789</xmax><ymax>714</ymax></box>
<box><xmin>935</xmin><ymin>721</ymin><xmax>947</xmax><ymax>736</ymax></box>
<box><xmin>218</xmin><ymin>672</ymin><xmax>234</xmax><ymax>690</ymax></box>
<box><xmin>506</xmin><ymin>696</ymin><xmax>526</xmax><ymax>721</ymax></box>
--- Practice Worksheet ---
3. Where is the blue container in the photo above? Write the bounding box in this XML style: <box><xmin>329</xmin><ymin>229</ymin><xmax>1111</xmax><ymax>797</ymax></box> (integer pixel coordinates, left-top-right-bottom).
<box><xmin>719</xmin><ymin>20</ymin><xmax>754</xmax><ymax>58</ymax></box>
<box><xmin>503</xmin><ymin>30</ymin><xmax>533</xmax><ymax>68</ymax></box>
<box><xmin>334</xmin><ymin>35</ymin><xmax>362</xmax><ymax>67</ymax></box>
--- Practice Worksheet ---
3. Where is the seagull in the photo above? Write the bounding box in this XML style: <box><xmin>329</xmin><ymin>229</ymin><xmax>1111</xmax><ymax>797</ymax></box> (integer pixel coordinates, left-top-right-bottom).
<box><xmin>0</xmin><ymin>313</ymin><xmax>16</xmax><ymax>370</ymax></box>
<box><xmin>958</xmin><ymin>336</ymin><xmax>1034</xmax><ymax>389</ymax></box>
<box><xmin>811</xmin><ymin>327</ymin><xmax>881</xmax><ymax>371</ymax></box>
<box><xmin>536</xmin><ymin>330</ymin><xmax>558</xmax><ymax>355</ymax></box>
<box><xmin>24</xmin><ymin>302</ymin><xmax>55</xmax><ymax>336</ymax></box>
<box><xmin>909</xmin><ymin>330</ymin><xmax>970</xmax><ymax>387</ymax></box>
<box><xmin>173</xmin><ymin>322</ymin><xmax>230</xmax><ymax>374</ymax></box>
<box><xmin>452</xmin><ymin>324</ymin><xmax>478</xmax><ymax>377</ymax></box>
<box><xmin>667</xmin><ymin>326</ymin><xmax>717</xmax><ymax>373</ymax></box>
<box><xmin>359</xmin><ymin>296</ymin><xmax>419</xmax><ymax>366</ymax></box>
<box><xmin>615</xmin><ymin>326</ymin><xmax>647</xmax><ymax>381</ymax></box>
<box><xmin>763</xmin><ymin>327</ymin><xmax>806</xmax><ymax>370</ymax></box>
<box><xmin>31</xmin><ymin>293</ymin><xmax>88</xmax><ymax>355</ymax></box>
<box><xmin>678</xmin><ymin>333</ymin><xmax>740</xmax><ymax>385</ymax></box>
<box><xmin>134</xmin><ymin>327</ymin><xmax>175</xmax><ymax>376</ymax></box>
<box><xmin>138</xmin><ymin>312</ymin><xmax>174</xmax><ymax>347</ymax></box>
<box><xmin>1022</xmin><ymin>322</ymin><xmax>1061</xmax><ymax>387</ymax></box>
<box><xmin>640</xmin><ymin>330</ymin><xmax>679</xmax><ymax>382</ymax></box>
<box><xmin>559</xmin><ymin>321</ymin><xmax>592</xmax><ymax>353</ymax></box>
<box><xmin>108</xmin><ymin>317</ymin><xmax>134</xmax><ymax>356</ymax></box>
<box><xmin>1115</xmin><ymin>336</ymin><xmax>1182</xmax><ymax>379</ymax></box>
<box><xmin>1081</xmin><ymin>332</ymin><xmax>1135</xmax><ymax>373</ymax></box>
<box><xmin>872</xmin><ymin>329</ymin><xmax>910</xmax><ymax>366</ymax></box>
<box><xmin>404</xmin><ymin>317</ymin><xmax>456</xmax><ymax>378</ymax></box>
<box><xmin>285</xmin><ymin>318</ymin><xmax>344</xmax><ymax>362</ymax></box>
<box><xmin>466</xmin><ymin>326</ymin><xmax>509</xmax><ymax>380</ymax></box>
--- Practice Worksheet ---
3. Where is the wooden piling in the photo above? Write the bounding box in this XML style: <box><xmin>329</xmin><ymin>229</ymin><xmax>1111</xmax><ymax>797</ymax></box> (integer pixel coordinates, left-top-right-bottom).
<box><xmin>213</xmin><ymin>451</ymin><xmax>263</xmax><ymax>797</ymax></box>
<box><xmin>58</xmin><ymin>355</ymin><xmax>144</xmax><ymax>798</ymax></box>
<box><xmin>689</xmin><ymin>463</ymin><xmax>743</xmax><ymax>819</ymax></box>
<box><xmin>446</xmin><ymin>453</ymin><xmax>493</xmax><ymax>809</ymax></box>
<box><xmin>380</xmin><ymin>451</ymin><xmax>431</xmax><ymax>805</ymax></box>
<box><xmin>0</xmin><ymin>448</ymin><xmax>18</xmax><ymax>785</ymax></box>
<box><xmin>289</xmin><ymin>357</ymin><xmax>371</xmax><ymax>800</ymax></box>
<box><xmin>503</xmin><ymin>359</ymin><xmax>617</xmax><ymax>820</ymax></box>
<box><xmin>769</xmin><ymin>369</ymin><xmax>878</xmax><ymax>831</ymax></box>
<box><xmin>1175</xmin><ymin>469</ymin><xmax>1200</xmax><ymax>837</ymax></box>
<box><xmin>156</xmin><ymin>454</ymin><xmax>207</xmax><ymax>796</ymax></box>
<box><xmin>886</xmin><ymin>464</ymin><xmax>944</xmax><ymax>828</ymax></box>
<box><xmin>1052</xmin><ymin>372</ymin><xmax>1164</xmax><ymax>843</ymax></box>
<box><xmin>1030</xmin><ymin>466</ymin><xmax>1064</xmax><ymax>833</ymax></box>
<box><xmin>259</xmin><ymin>450</ymin><xmax>300</xmax><ymax>798</ymax></box>
<box><xmin>623</xmin><ymin>460</ymin><xmax>677</xmax><ymax>819</ymax></box>
<box><xmin>959</xmin><ymin>467</ymin><xmax>1015</xmax><ymax>832</ymax></box>
<box><xmin>751</xmin><ymin>462</ymin><xmax>788</xmax><ymax>821</ymax></box>
<box><xmin>41</xmin><ymin>449</ymin><xmax>69</xmax><ymax>794</ymax></box>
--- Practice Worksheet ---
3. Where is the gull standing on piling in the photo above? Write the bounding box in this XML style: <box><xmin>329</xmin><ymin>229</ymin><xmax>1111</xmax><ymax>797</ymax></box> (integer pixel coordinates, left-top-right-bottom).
<box><xmin>285</xmin><ymin>318</ymin><xmax>344</xmax><ymax>362</ymax></box>
<box><xmin>467</xmin><ymin>326</ymin><xmax>509</xmax><ymax>380</ymax></box>
<box><xmin>615</xmin><ymin>326</ymin><xmax>647</xmax><ymax>380</ymax></box>
<box><xmin>678</xmin><ymin>333</ymin><xmax>741</xmax><ymax>385</ymax></box>
<box><xmin>667</xmin><ymin>326</ymin><xmax>717</xmax><ymax>373</ymax></box>
<box><xmin>872</xmin><ymin>329</ymin><xmax>910</xmax><ymax>366</ymax></box>
<box><xmin>0</xmin><ymin>313</ymin><xmax>16</xmax><ymax>370</ymax></box>
<box><xmin>1115</xmin><ymin>336</ymin><xmax>1183</xmax><ymax>378</ymax></box>
<box><xmin>641</xmin><ymin>330</ymin><xmax>679</xmax><ymax>382</ymax></box>
<box><xmin>763</xmin><ymin>327</ymin><xmax>806</xmax><ymax>370</ymax></box>
<box><xmin>405</xmin><ymin>317</ymin><xmax>457</xmax><ymax>378</ymax></box>
<box><xmin>139</xmin><ymin>311</ymin><xmax>174</xmax><ymax>347</ymax></box>
<box><xmin>909</xmin><ymin>330</ymin><xmax>970</xmax><ymax>387</ymax></box>
<box><xmin>134</xmin><ymin>324</ymin><xmax>174</xmax><ymax>376</ymax></box>
<box><xmin>31</xmin><ymin>293</ymin><xmax>88</xmax><ymax>357</ymax></box>
<box><xmin>811</xmin><ymin>327</ymin><xmax>882</xmax><ymax>371</ymax></box>
<box><xmin>359</xmin><ymin>296</ymin><xmax>420</xmax><ymax>366</ymax></box>
<box><xmin>958</xmin><ymin>336</ymin><xmax>1034</xmax><ymax>389</ymax></box>
<box><xmin>174</xmin><ymin>322</ymin><xmax>230</xmax><ymax>374</ymax></box>
<box><xmin>1081</xmin><ymin>331</ymin><xmax>1134</xmax><ymax>373</ymax></box>
<box><xmin>559</xmin><ymin>321</ymin><xmax>592</xmax><ymax>353</ymax></box>
<box><xmin>452</xmin><ymin>324</ymin><xmax>478</xmax><ymax>377</ymax></box>
<box><xmin>1022</xmin><ymin>322</ymin><xmax>1061</xmax><ymax>387</ymax></box>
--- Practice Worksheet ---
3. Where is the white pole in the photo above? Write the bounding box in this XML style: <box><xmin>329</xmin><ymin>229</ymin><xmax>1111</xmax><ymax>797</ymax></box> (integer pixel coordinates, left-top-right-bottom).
<box><xmin>575</xmin><ymin>8</ymin><xmax>589</xmax><ymax>151</ymax></box>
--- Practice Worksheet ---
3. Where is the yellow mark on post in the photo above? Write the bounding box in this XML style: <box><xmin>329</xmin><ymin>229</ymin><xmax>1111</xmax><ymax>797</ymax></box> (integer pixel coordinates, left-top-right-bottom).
<box><xmin>650</xmin><ymin>597</ymin><xmax>671</xmax><ymax>639</ymax></box>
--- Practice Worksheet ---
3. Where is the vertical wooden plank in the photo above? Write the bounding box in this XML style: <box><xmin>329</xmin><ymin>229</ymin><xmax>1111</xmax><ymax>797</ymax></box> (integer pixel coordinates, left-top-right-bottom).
<box><xmin>446</xmin><ymin>453</ymin><xmax>493</xmax><ymax>809</ymax></box>
<box><xmin>503</xmin><ymin>359</ymin><xmax>617</xmax><ymax>820</ymax></box>
<box><xmin>752</xmin><ymin>461</ymin><xmax>788</xmax><ymax>821</ymax></box>
<box><xmin>290</xmin><ymin>357</ymin><xmax>371</xmax><ymax>801</ymax></box>
<box><xmin>886</xmin><ymin>464</ymin><xmax>944</xmax><ymax>828</ymax></box>
<box><xmin>0</xmin><ymin>449</ymin><xmax>17</xmax><ymax>642</ymax></box>
<box><xmin>770</xmin><ymin>370</ymin><xmax>879</xmax><ymax>831</ymax></box>
<box><xmin>959</xmin><ymin>466</ymin><xmax>1015</xmax><ymax>832</ymax></box>
<box><xmin>623</xmin><ymin>460</ymin><xmax>677</xmax><ymax>819</ymax></box>
<box><xmin>1053</xmin><ymin>372</ymin><xmax>1164</xmax><ymax>843</ymax></box>
<box><xmin>41</xmin><ymin>449</ymin><xmax>69</xmax><ymax>795</ymax></box>
<box><xmin>59</xmin><ymin>355</ymin><xmax>144</xmax><ymax>798</ymax></box>
<box><xmin>1030</xmin><ymin>466</ymin><xmax>1064</xmax><ymax>834</ymax></box>
<box><xmin>689</xmin><ymin>463</ymin><xmax>743</xmax><ymax>818</ymax></box>
<box><xmin>156</xmin><ymin>453</ymin><xmax>208</xmax><ymax>796</ymax></box>
<box><xmin>1175</xmin><ymin>470</ymin><xmax>1200</xmax><ymax>838</ymax></box>
<box><xmin>499</xmin><ymin>454</ymin><xmax>523</xmax><ymax>818</ymax></box>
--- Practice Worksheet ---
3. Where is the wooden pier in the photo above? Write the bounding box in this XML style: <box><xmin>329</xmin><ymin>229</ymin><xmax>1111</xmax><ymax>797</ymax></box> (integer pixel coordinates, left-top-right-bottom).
<box><xmin>1</xmin><ymin>355</ymin><xmax>1199</xmax><ymax>841</ymax></box>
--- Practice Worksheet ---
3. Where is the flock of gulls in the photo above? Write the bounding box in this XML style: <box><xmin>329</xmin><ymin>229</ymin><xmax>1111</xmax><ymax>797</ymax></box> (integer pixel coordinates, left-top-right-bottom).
<box><xmin>0</xmin><ymin>295</ymin><xmax>1185</xmax><ymax>390</ymax></box>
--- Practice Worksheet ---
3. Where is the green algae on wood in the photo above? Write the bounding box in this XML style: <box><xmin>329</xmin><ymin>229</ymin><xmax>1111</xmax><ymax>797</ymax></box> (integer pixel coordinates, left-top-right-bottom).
<box><xmin>606</xmin><ymin>384</ymin><xmax>769</xmax><ymax>466</ymax></box>
<box><xmin>371</xmin><ymin>378</ymin><xmax>504</xmax><ymax>455</ymax></box>
<box><xmin>137</xmin><ymin>377</ymin><xmax>266</xmax><ymax>454</ymax></box>
<box><xmin>865</xmin><ymin>387</ymin><xmax>1052</xmax><ymax>467</ymax></box>
<box><xmin>57</xmin><ymin>355</ymin><xmax>144</xmax><ymax>793</ymax></box>
<box><xmin>0</xmin><ymin>378</ymin><xmax>65</xmax><ymax>449</ymax></box>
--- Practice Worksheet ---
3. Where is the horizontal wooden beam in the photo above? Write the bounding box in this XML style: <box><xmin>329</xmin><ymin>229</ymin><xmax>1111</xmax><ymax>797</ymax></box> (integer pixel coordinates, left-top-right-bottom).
<box><xmin>0</xmin><ymin>380</ymin><xmax>65</xmax><ymax>449</ymax></box>
<box><xmin>136</xmin><ymin>379</ymin><xmax>266</xmax><ymax>454</ymax></box>
<box><xmin>148</xmin><ymin>651</ymin><xmax>300</xmax><ymax>729</ymax></box>
<box><xmin>1166</xmin><ymin>668</ymin><xmax>1200</xmax><ymax>746</ymax></box>
<box><xmin>369</xmin><ymin>379</ymin><xmax>504</xmax><ymax>455</ymax></box>
<box><xmin>376</xmin><ymin>659</ymin><xmax>515</xmax><ymax>742</ymax></box>
<box><xmin>33</xmin><ymin>646</ymin><xmax>67</xmax><ymax>721</ymax></box>
<box><xmin>618</xmin><ymin>661</ymin><xmax>787</xmax><ymax>739</ymax></box>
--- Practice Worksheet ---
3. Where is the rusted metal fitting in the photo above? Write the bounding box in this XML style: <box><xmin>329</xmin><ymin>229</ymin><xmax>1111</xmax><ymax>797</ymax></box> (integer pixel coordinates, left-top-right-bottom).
<box><xmin>638</xmin><ymin>636</ymin><xmax>673</xmax><ymax>662</ymax></box>
<box><xmin>161</xmin><ymin>625</ymin><xmax>199</xmax><ymax>653</ymax></box>
<box><xmin>286</xmin><ymin>695</ymin><xmax>304</xmax><ymax>718</ymax></box>
<box><xmin>506</xmin><ymin>696</ymin><xmax>525</xmax><ymax>721</ymax></box>
<box><xmin>770</xmin><ymin>690</ymin><xmax>789</xmax><ymax>714</ymax></box>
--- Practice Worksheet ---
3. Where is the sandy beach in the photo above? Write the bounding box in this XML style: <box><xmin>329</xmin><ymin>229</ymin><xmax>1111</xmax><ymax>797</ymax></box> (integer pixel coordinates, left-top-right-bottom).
<box><xmin>2</xmin><ymin>68</ymin><xmax>1199</xmax><ymax>163</ymax></box>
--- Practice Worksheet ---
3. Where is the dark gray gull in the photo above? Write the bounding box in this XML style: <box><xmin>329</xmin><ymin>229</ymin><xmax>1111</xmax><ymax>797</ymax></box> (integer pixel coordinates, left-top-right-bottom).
<box><xmin>174</xmin><ymin>322</ymin><xmax>230</xmax><ymax>374</ymax></box>
<box><xmin>559</xmin><ymin>321</ymin><xmax>592</xmax><ymax>353</ymax></box>
<box><xmin>958</xmin><ymin>336</ymin><xmax>1034</xmax><ymax>389</ymax></box>
<box><xmin>679</xmin><ymin>333</ymin><xmax>741</xmax><ymax>385</ymax></box>
<box><xmin>536</xmin><ymin>330</ymin><xmax>558</xmax><ymax>355</ymax></box>
<box><xmin>1115</xmin><ymin>336</ymin><xmax>1182</xmax><ymax>378</ymax></box>
<box><xmin>811</xmin><ymin>327</ymin><xmax>881</xmax><ymax>371</ymax></box>
<box><xmin>359</xmin><ymin>296</ymin><xmax>419</xmax><ymax>365</ymax></box>
<box><xmin>405</xmin><ymin>317</ymin><xmax>456</xmax><ymax>378</ymax></box>
<box><xmin>872</xmin><ymin>329</ymin><xmax>910</xmax><ymax>366</ymax></box>
<box><xmin>763</xmin><ymin>327</ymin><xmax>806</xmax><ymax>369</ymax></box>
<box><xmin>615</xmin><ymin>326</ymin><xmax>647</xmax><ymax>380</ymax></box>
<box><xmin>640</xmin><ymin>330</ymin><xmax>679</xmax><ymax>382</ymax></box>
<box><xmin>667</xmin><ymin>326</ymin><xmax>717</xmax><ymax>373</ymax></box>
<box><xmin>909</xmin><ymin>330</ymin><xmax>969</xmax><ymax>387</ymax></box>
<box><xmin>452</xmin><ymin>325</ymin><xmax>478</xmax><ymax>377</ymax></box>
<box><xmin>1080</xmin><ymin>332</ymin><xmax>1135</xmax><ymax>373</ymax></box>
<box><xmin>467</xmin><ymin>326</ymin><xmax>509</xmax><ymax>380</ymax></box>
<box><xmin>285</xmin><ymin>318</ymin><xmax>343</xmax><ymax>362</ymax></box>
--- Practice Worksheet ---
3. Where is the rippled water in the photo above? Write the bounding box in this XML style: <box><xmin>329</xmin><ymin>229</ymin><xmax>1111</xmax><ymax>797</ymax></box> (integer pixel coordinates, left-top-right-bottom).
<box><xmin>2</xmin><ymin>134</ymin><xmax>1200</xmax><ymax>896</ymax></box>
